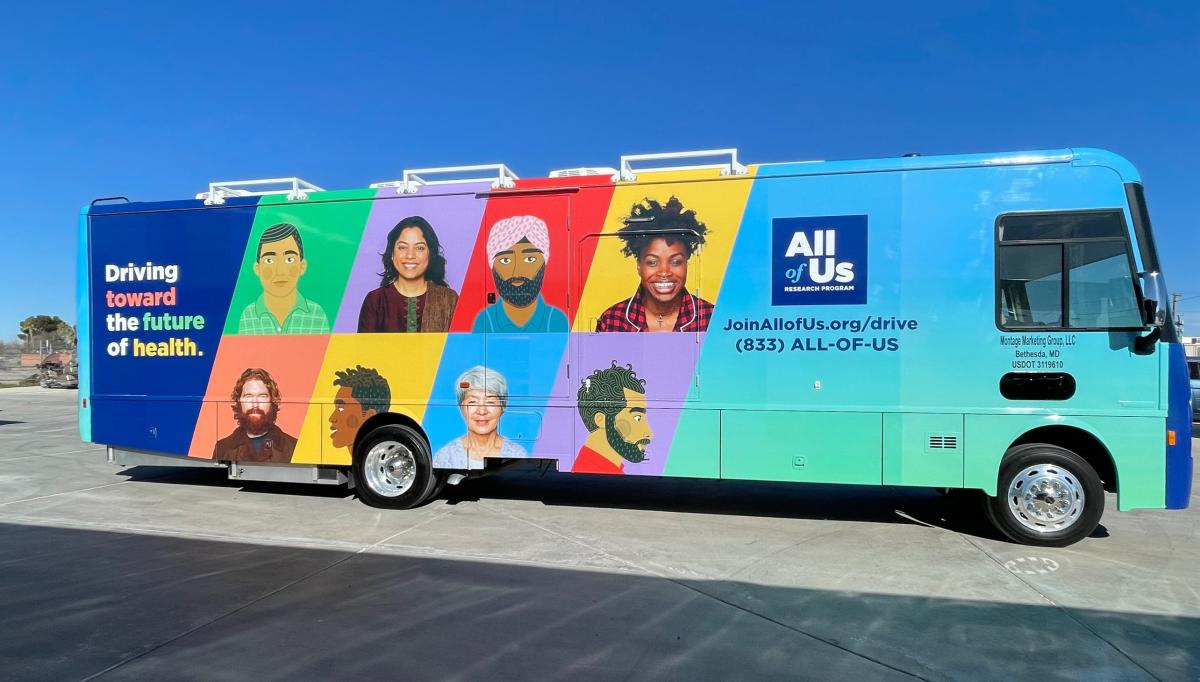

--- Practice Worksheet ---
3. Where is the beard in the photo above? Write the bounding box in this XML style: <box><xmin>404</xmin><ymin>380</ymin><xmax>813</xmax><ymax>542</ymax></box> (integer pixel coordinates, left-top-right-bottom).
<box><xmin>235</xmin><ymin>405</ymin><xmax>277</xmax><ymax>435</ymax></box>
<box><xmin>605</xmin><ymin>414</ymin><xmax>649</xmax><ymax>464</ymax></box>
<box><xmin>493</xmin><ymin>265</ymin><xmax>545</xmax><ymax>308</ymax></box>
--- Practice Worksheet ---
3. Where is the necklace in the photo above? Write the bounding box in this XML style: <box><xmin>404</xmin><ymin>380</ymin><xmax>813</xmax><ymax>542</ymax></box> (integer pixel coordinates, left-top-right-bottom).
<box><xmin>656</xmin><ymin>313</ymin><xmax>664</xmax><ymax>327</ymax></box>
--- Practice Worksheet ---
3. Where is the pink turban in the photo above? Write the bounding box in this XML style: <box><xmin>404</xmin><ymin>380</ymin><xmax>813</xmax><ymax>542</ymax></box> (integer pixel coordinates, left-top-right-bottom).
<box><xmin>487</xmin><ymin>215</ymin><xmax>550</xmax><ymax>264</ymax></box>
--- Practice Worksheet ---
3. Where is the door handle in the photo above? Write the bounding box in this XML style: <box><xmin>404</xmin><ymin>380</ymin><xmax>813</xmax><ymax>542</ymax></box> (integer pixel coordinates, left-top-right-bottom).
<box><xmin>999</xmin><ymin>372</ymin><xmax>1076</xmax><ymax>401</ymax></box>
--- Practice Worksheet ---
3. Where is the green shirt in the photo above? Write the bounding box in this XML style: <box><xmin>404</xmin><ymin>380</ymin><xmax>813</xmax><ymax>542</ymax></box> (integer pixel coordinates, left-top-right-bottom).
<box><xmin>237</xmin><ymin>292</ymin><xmax>330</xmax><ymax>335</ymax></box>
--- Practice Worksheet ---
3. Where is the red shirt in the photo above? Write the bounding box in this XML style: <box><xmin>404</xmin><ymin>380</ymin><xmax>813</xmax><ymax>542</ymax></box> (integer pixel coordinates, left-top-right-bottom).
<box><xmin>594</xmin><ymin>287</ymin><xmax>713</xmax><ymax>332</ymax></box>
<box><xmin>572</xmin><ymin>445</ymin><xmax>625</xmax><ymax>474</ymax></box>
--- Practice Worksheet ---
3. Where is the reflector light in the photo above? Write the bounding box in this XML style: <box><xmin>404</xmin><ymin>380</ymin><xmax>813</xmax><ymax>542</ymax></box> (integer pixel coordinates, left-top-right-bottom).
<box><xmin>1167</xmin><ymin>431</ymin><xmax>1176</xmax><ymax>446</ymax></box>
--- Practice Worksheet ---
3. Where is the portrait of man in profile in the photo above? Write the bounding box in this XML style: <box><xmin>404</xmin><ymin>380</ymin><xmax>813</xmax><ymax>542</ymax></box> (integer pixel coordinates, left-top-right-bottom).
<box><xmin>212</xmin><ymin>367</ymin><xmax>298</xmax><ymax>463</ymax></box>
<box><xmin>573</xmin><ymin>363</ymin><xmax>653</xmax><ymax>474</ymax></box>
<box><xmin>471</xmin><ymin>215</ymin><xmax>568</xmax><ymax>332</ymax></box>
<box><xmin>328</xmin><ymin>365</ymin><xmax>391</xmax><ymax>451</ymax></box>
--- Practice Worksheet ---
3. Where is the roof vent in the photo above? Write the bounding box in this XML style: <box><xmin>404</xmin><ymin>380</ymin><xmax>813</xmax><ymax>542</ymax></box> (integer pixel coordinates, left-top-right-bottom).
<box><xmin>548</xmin><ymin>167</ymin><xmax>619</xmax><ymax>179</ymax></box>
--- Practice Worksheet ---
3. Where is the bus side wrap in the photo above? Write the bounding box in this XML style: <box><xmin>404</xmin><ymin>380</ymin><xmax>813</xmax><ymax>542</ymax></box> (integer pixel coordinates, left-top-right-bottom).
<box><xmin>80</xmin><ymin>150</ymin><xmax>1177</xmax><ymax>512</ymax></box>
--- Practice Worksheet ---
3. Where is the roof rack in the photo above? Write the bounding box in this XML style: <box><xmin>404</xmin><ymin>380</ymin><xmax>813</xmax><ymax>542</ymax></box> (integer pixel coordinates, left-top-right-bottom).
<box><xmin>370</xmin><ymin>164</ymin><xmax>519</xmax><ymax>195</ymax></box>
<box><xmin>616</xmin><ymin>148</ymin><xmax>748</xmax><ymax>182</ymax></box>
<box><xmin>197</xmin><ymin>178</ymin><xmax>324</xmax><ymax>206</ymax></box>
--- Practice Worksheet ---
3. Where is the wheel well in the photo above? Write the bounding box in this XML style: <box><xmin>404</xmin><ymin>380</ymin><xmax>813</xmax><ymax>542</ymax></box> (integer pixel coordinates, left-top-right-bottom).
<box><xmin>353</xmin><ymin>412</ymin><xmax>429</xmax><ymax>455</ymax></box>
<box><xmin>1010</xmin><ymin>425</ymin><xmax>1117</xmax><ymax>492</ymax></box>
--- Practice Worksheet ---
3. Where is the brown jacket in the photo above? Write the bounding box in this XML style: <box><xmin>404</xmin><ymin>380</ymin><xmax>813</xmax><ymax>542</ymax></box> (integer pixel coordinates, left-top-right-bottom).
<box><xmin>358</xmin><ymin>283</ymin><xmax>458</xmax><ymax>333</ymax></box>
<box><xmin>212</xmin><ymin>424</ymin><xmax>297</xmax><ymax>463</ymax></box>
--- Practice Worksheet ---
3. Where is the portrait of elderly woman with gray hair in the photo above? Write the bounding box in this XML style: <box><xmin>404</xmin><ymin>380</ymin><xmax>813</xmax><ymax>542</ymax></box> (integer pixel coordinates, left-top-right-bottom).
<box><xmin>432</xmin><ymin>365</ymin><xmax>528</xmax><ymax>470</ymax></box>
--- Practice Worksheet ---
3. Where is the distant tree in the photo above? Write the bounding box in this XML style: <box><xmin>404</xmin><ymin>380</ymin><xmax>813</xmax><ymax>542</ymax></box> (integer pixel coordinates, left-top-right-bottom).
<box><xmin>58</xmin><ymin>324</ymin><xmax>77</xmax><ymax>349</ymax></box>
<box><xmin>18</xmin><ymin>315</ymin><xmax>72</xmax><ymax>352</ymax></box>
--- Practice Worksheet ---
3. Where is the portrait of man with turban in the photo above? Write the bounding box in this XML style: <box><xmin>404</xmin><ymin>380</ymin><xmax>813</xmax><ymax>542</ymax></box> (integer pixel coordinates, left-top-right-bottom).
<box><xmin>471</xmin><ymin>215</ymin><xmax>568</xmax><ymax>332</ymax></box>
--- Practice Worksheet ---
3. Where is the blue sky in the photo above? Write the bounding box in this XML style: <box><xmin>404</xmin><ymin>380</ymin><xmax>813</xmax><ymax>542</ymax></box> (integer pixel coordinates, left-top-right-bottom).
<box><xmin>1</xmin><ymin>1</ymin><xmax>1197</xmax><ymax>336</ymax></box>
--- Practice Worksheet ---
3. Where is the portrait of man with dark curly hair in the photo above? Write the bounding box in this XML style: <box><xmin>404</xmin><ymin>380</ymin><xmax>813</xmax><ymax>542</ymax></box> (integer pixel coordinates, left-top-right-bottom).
<box><xmin>573</xmin><ymin>363</ymin><xmax>653</xmax><ymax>474</ymax></box>
<box><xmin>328</xmin><ymin>365</ymin><xmax>392</xmax><ymax>451</ymax></box>
<box><xmin>595</xmin><ymin>196</ymin><xmax>715</xmax><ymax>332</ymax></box>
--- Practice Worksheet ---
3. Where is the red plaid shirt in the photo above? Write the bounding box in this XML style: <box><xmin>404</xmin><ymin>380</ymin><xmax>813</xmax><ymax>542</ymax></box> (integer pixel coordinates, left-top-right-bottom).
<box><xmin>595</xmin><ymin>287</ymin><xmax>714</xmax><ymax>332</ymax></box>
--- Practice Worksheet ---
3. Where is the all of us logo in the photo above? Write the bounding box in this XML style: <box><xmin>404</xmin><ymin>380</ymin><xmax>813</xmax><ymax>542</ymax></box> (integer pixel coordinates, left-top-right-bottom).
<box><xmin>771</xmin><ymin>214</ymin><xmax>868</xmax><ymax>305</ymax></box>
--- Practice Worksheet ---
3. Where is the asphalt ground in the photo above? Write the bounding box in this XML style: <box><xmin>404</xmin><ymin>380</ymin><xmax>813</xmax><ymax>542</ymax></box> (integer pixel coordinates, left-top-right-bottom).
<box><xmin>0</xmin><ymin>387</ymin><xmax>1197</xmax><ymax>681</ymax></box>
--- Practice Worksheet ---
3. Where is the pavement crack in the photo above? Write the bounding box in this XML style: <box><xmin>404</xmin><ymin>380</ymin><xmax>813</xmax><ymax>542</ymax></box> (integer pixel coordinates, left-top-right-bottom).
<box><xmin>0</xmin><ymin>447</ymin><xmax>105</xmax><ymax>463</ymax></box>
<box><xmin>475</xmin><ymin>501</ymin><xmax>658</xmax><ymax>573</ymax></box>
<box><xmin>0</xmin><ymin>466</ymin><xmax>184</xmax><ymax>507</ymax></box>
<box><xmin>721</xmin><ymin>526</ymin><xmax>845</xmax><ymax>582</ymax></box>
<box><xmin>670</xmin><ymin>579</ymin><xmax>930</xmax><ymax>680</ymax></box>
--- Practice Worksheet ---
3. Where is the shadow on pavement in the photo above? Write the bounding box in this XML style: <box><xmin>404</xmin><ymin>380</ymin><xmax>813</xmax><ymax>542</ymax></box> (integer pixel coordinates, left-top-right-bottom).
<box><xmin>119</xmin><ymin>464</ymin><xmax>1117</xmax><ymax>544</ymax></box>
<box><xmin>0</xmin><ymin>522</ymin><xmax>1192</xmax><ymax>681</ymax></box>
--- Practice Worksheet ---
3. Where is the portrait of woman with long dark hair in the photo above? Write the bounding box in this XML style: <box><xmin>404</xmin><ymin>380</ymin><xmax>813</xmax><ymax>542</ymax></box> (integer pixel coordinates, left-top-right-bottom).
<box><xmin>358</xmin><ymin>216</ymin><xmax>458</xmax><ymax>332</ymax></box>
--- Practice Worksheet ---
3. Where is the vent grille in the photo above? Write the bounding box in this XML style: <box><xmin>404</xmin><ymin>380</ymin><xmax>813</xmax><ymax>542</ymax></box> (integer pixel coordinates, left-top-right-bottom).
<box><xmin>928</xmin><ymin>435</ymin><xmax>959</xmax><ymax>450</ymax></box>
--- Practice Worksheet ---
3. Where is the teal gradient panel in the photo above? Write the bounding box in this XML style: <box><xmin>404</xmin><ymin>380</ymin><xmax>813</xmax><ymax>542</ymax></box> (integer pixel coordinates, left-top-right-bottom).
<box><xmin>77</xmin><ymin>207</ymin><xmax>91</xmax><ymax>441</ymax></box>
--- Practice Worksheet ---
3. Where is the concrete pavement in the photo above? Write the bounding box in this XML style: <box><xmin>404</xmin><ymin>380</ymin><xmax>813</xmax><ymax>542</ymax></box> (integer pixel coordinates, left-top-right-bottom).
<box><xmin>0</xmin><ymin>387</ymin><xmax>1196</xmax><ymax>680</ymax></box>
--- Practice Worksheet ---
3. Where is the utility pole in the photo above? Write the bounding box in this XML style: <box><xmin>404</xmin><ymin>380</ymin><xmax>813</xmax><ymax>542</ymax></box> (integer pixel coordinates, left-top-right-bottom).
<box><xmin>1171</xmin><ymin>292</ymin><xmax>1184</xmax><ymax>339</ymax></box>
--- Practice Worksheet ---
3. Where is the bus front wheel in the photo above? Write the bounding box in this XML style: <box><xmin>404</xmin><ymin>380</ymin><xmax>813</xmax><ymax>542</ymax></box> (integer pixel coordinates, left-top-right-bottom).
<box><xmin>984</xmin><ymin>444</ymin><xmax>1104</xmax><ymax>547</ymax></box>
<box><xmin>353</xmin><ymin>424</ymin><xmax>439</xmax><ymax>509</ymax></box>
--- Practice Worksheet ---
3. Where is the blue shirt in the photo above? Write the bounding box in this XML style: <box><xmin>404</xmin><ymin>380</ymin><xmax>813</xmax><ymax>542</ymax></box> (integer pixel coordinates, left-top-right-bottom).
<box><xmin>432</xmin><ymin>437</ymin><xmax>528</xmax><ymax>470</ymax></box>
<box><xmin>471</xmin><ymin>295</ymin><xmax>568</xmax><ymax>332</ymax></box>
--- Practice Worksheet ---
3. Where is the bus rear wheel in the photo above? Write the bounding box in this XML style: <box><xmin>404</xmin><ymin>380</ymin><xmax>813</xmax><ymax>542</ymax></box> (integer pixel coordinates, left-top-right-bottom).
<box><xmin>984</xmin><ymin>444</ymin><xmax>1104</xmax><ymax>547</ymax></box>
<box><xmin>353</xmin><ymin>424</ymin><xmax>439</xmax><ymax>509</ymax></box>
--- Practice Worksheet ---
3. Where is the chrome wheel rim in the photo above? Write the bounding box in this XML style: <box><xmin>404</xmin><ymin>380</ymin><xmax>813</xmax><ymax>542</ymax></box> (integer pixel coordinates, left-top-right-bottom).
<box><xmin>363</xmin><ymin>440</ymin><xmax>416</xmax><ymax>498</ymax></box>
<box><xmin>1007</xmin><ymin>463</ymin><xmax>1085</xmax><ymax>533</ymax></box>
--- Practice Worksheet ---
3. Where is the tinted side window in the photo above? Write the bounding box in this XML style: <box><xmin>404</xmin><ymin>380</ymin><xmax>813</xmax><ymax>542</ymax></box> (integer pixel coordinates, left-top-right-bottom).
<box><xmin>1066</xmin><ymin>241</ymin><xmax>1142</xmax><ymax>328</ymax></box>
<box><xmin>999</xmin><ymin>244</ymin><xmax>1062</xmax><ymax>327</ymax></box>
<box><xmin>997</xmin><ymin>211</ymin><xmax>1141</xmax><ymax>331</ymax></box>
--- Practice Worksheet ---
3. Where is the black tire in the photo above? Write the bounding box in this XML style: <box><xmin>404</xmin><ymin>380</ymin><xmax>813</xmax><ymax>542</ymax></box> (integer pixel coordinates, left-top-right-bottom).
<box><xmin>984</xmin><ymin>443</ymin><xmax>1104</xmax><ymax>547</ymax></box>
<box><xmin>352</xmin><ymin>424</ymin><xmax>438</xmax><ymax>509</ymax></box>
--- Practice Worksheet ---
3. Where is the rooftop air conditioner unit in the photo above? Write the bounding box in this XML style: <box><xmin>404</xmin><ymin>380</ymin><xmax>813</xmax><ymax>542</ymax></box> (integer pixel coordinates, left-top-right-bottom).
<box><xmin>548</xmin><ymin>167</ymin><xmax>619</xmax><ymax>178</ymax></box>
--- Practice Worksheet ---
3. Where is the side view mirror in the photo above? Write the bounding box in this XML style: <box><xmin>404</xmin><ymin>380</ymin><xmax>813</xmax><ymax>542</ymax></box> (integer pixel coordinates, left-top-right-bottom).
<box><xmin>1134</xmin><ymin>271</ymin><xmax>1166</xmax><ymax>355</ymax></box>
<box><xmin>1138</xmin><ymin>271</ymin><xmax>1167</xmax><ymax>328</ymax></box>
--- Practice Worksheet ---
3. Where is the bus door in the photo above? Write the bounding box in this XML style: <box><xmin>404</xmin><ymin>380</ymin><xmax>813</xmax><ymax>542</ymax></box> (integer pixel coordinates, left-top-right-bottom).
<box><xmin>572</xmin><ymin>230</ymin><xmax>702</xmax><ymax>401</ymax></box>
<box><xmin>476</xmin><ymin>191</ymin><xmax>573</xmax><ymax>456</ymax></box>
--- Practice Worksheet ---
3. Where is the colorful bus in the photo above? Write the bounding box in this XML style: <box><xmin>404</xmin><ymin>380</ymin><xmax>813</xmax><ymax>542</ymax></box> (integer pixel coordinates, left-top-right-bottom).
<box><xmin>78</xmin><ymin>148</ymin><xmax>1193</xmax><ymax>547</ymax></box>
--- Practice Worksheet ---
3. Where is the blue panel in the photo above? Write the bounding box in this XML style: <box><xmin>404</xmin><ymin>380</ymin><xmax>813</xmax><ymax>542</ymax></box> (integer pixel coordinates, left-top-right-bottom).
<box><xmin>87</xmin><ymin>201</ymin><xmax>258</xmax><ymax>454</ymax></box>
<box><xmin>1071</xmin><ymin>148</ymin><xmax>1142</xmax><ymax>184</ymax></box>
<box><xmin>1165</xmin><ymin>343</ymin><xmax>1193</xmax><ymax>509</ymax></box>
